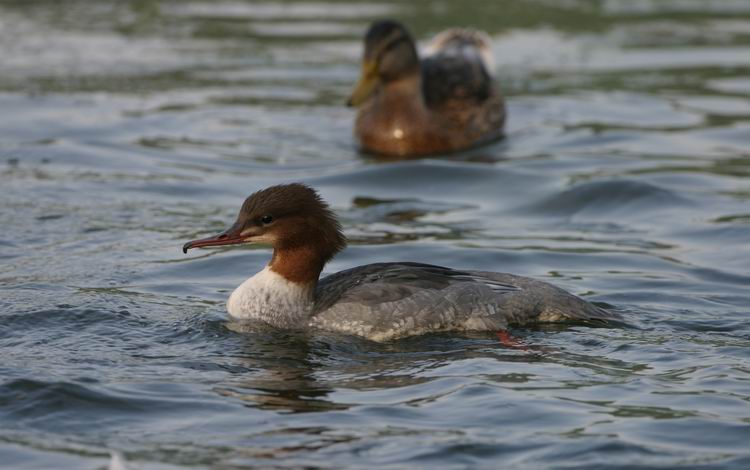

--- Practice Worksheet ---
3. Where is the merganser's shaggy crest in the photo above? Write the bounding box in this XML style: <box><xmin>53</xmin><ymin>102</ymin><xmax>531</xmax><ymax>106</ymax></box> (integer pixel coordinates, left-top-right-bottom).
<box><xmin>183</xmin><ymin>184</ymin><xmax>619</xmax><ymax>341</ymax></box>
<box><xmin>347</xmin><ymin>20</ymin><xmax>505</xmax><ymax>157</ymax></box>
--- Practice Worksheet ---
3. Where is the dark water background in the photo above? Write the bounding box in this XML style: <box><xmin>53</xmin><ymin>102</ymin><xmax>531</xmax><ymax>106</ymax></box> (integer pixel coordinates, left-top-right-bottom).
<box><xmin>1</xmin><ymin>0</ymin><xmax>750</xmax><ymax>468</ymax></box>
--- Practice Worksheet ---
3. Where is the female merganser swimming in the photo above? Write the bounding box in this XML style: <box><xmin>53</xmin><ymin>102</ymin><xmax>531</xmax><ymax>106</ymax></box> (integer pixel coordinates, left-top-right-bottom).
<box><xmin>183</xmin><ymin>184</ymin><xmax>619</xmax><ymax>341</ymax></box>
<box><xmin>347</xmin><ymin>20</ymin><xmax>505</xmax><ymax>157</ymax></box>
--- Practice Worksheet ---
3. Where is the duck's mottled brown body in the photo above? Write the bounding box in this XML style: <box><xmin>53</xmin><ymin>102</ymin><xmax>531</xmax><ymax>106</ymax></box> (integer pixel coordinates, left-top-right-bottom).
<box><xmin>349</xmin><ymin>21</ymin><xmax>505</xmax><ymax>157</ymax></box>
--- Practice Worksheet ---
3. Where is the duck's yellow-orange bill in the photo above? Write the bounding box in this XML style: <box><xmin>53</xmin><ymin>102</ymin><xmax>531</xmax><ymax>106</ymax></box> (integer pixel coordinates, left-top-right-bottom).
<box><xmin>347</xmin><ymin>61</ymin><xmax>379</xmax><ymax>107</ymax></box>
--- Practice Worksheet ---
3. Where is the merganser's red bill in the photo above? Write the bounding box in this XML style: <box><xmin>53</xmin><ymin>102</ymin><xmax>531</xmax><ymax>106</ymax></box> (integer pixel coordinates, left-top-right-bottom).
<box><xmin>183</xmin><ymin>223</ymin><xmax>243</xmax><ymax>253</ymax></box>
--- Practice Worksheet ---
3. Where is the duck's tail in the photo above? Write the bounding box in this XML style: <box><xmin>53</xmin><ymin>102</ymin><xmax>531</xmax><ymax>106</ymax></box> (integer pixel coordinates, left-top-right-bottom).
<box><xmin>427</xmin><ymin>28</ymin><xmax>495</xmax><ymax>72</ymax></box>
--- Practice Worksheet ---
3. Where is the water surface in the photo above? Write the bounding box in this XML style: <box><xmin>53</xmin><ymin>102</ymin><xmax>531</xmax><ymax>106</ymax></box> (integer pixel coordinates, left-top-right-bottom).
<box><xmin>1</xmin><ymin>0</ymin><xmax>750</xmax><ymax>468</ymax></box>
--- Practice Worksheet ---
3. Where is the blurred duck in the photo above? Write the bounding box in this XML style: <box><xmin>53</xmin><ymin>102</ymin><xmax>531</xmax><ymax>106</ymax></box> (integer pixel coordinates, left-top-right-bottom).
<box><xmin>347</xmin><ymin>20</ymin><xmax>506</xmax><ymax>157</ymax></box>
<box><xmin>183</xmin><ymin>184</ymin><xmax>619</xmax><ymax>342</ymax></box>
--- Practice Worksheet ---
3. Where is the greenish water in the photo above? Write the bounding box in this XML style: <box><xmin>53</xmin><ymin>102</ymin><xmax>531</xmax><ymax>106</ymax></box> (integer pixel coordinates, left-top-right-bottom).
<box><xmin>1</xmin><ymin>0</ymin><xmax>750</xmax><ymax>468</ymax></box>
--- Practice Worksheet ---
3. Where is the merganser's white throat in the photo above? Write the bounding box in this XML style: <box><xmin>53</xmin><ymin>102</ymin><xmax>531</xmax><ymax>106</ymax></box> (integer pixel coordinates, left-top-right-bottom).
<box><xmin>227</xmin><ymin>266</ymin><xmax>313</xmax><ymax>328</ymax></box>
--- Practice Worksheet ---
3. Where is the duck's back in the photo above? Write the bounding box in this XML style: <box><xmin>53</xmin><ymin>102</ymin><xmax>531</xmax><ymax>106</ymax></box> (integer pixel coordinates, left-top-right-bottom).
<box><xmin>421</xmin><ymin>29</ymin><xmax>505</xmax><ymax>146</ymax></box>
<box><xmin>423</xmin><ymin>29</ymin><xmax>495</xmax><ymax>106</ymax></box>
<box><xmin>310</xmin><ymin>262</ymin><xmax>617</xmax><ymax>341</ymax></box>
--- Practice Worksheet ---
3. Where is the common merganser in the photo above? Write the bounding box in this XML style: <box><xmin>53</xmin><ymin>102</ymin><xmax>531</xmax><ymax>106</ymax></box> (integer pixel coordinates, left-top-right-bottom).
<box><xmin>183</xmin><ymin>184</ymin><xmax>619</xmax><ymax>341</ymax></box>
<box><xmin>347</xmin><ymin>20</ymin><xmax>505</xmax><ymax>157</ymax></box>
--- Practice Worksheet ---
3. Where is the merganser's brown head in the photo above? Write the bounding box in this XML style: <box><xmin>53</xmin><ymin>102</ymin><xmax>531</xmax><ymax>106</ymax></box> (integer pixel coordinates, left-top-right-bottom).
<box><xmin>183</xmin><ymin>184</ymin><xmax>346</xmax><ymax>284</ymax></box>
<box><xmin>347</xmin><ymin>20</ymin><xmax>419</xmax><ymax>107</ymax></box>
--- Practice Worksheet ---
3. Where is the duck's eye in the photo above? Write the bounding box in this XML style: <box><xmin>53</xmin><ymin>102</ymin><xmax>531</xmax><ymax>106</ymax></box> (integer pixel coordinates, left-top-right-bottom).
<box><xmin>260</xmin><ymin>215</ymin><xmax>274</xmax><ymax>225</ymax></box>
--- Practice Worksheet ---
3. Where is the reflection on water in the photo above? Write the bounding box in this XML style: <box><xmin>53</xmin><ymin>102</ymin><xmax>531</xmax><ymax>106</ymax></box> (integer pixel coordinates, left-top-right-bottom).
<box><xmin>1</xmin><ymin>0</ymin><xmax>750</xmax><ymax>468</ymax></box>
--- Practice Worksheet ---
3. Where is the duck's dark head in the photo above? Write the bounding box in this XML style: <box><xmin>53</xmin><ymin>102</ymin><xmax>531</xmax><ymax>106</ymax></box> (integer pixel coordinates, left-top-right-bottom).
<box><xmin>347</xmin><ymin>20</ymin><xmax>419</xmax><ymax>107</ymax></box>
<box><xmin>183</xmin><ymin>184</ymin><xmax>346</xmax><ymax>284</ymax></box>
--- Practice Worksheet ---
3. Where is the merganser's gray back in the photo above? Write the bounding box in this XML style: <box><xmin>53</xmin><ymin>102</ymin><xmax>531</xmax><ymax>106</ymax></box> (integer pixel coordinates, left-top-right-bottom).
<box><xmin>311</xmin><ymin>262</ymin><xmax>617</xmax><ymax>341</ymax></box>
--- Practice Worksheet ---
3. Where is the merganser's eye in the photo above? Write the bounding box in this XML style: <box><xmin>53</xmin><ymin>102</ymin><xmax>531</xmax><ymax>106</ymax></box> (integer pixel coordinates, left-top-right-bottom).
<box><xmin>260</xmin><ymin>215</ymin><xmax>274</xmax><ymax>225</ymax></box>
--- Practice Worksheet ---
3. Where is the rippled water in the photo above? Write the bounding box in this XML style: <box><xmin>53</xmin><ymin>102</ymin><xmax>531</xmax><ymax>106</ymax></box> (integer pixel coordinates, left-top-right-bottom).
<box><xmin>2</xmin><ymin>0</ymin><xmax>750</xmax><ymax>468</ymax></box>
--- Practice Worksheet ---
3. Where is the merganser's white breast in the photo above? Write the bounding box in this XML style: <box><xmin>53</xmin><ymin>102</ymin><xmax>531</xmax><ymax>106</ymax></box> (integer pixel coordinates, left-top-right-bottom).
<box><xmin>227</xmin><ymin>266</ymin><xmax>313</xmax><ymax>328</ymax></box>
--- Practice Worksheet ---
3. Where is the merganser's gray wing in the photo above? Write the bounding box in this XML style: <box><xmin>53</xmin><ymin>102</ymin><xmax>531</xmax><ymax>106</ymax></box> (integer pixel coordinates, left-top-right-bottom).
<box><xmin>311</xmin><ymin>263</ymin><xmax>617</xmax><ymax>341</ymax></box>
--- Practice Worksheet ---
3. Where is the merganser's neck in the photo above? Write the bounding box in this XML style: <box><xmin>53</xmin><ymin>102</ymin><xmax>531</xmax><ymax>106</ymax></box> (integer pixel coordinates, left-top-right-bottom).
<box><xmin>269</xmin><ymin>245</ymin><xmax>326</xmax><ymax>286</ymax></box>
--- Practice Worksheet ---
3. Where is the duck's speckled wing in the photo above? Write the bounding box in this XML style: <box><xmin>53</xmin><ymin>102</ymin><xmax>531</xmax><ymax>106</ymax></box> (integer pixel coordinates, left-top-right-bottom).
<box><xmin>311</xmin><ymin>262</ymin><xmax>617</xmax><ymax>341</ymax></box>
<box><xmin>420</xmin><ymin>29</ymin><xmax>505</xmax><ymax>144</ymax></box>
<box><xmin>421</xmin><ymin>53</ymin><xmax>493</xmax><ymax>107</ymax></box>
